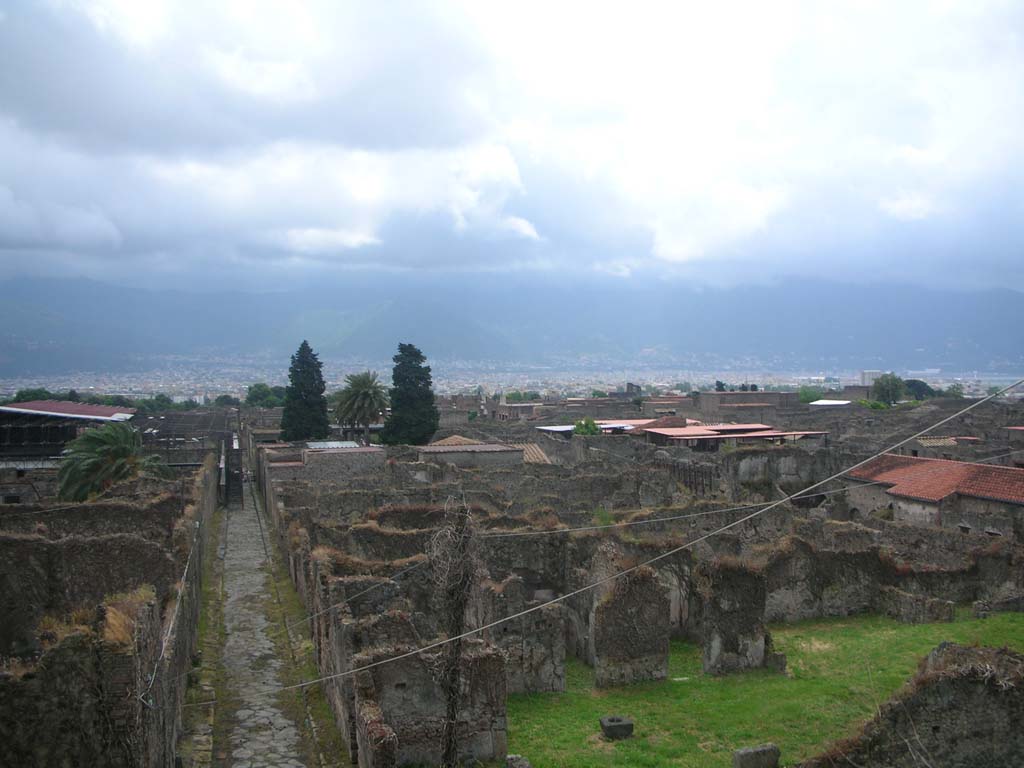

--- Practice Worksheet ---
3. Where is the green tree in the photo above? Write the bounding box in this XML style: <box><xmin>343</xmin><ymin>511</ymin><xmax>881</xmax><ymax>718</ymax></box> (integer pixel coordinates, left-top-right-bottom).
<box><xmin>714</xmin><ymin>380</ymin><xmax>726</xmax><ymax>392</ymax></box>
<box><xmin>573</xmin><ymin>417</ymin><xmax>601</xmax><ymax>436</ymax></box>
<box><xmin>799</xmin><ymin>386</ymin><xmax>826</xmax><ymax>404</ymax></box>
<box><xmin>591</xmin><ymin>390</ymin><xmax>608</xmax><ymax>398</ymax></box>
<box><xmin>506</xmin><ymin>391</ymin><xmax>540</xmax><ymax>403</ymax></box>
<box><xmin>381</xmin><ymin>343</ymin><xmax>439</xmax><ymax>445</ymax></box>
<box><xmin>245</xmin><ymin>382</ymin><xmax>286</xmax><ymax>408</ymax></box>
<box><xmin>987</xmin><ymin>385</ymin><xmax>1002</xmax><ymax>396</ymax></box>
<box><xmin>750</xmin><ymin>383</ymin><xmax>759</xmax><ymax>392</ymax></box>
<box><xmin>903</xmin><ymin>379</ymin><xmax>935</xmax><ymax>400</ymax></box>
<box><xmin>280</xmin><ymin>340</ymin><xmax>330</xmax><ymax>441</ymax></box>
<box><xmin>871</xmin><ymin>373</ymin><xmax>905</xmax><ymax>406</ymax></box>
<box><xmin>939</xmin><ymin>383</ymin><xmax>965</xmax><ymax>399</ymax></box>
<box><xmin>214</xmin><ymin>394</ymin><xmax>241</xmax><ymax>406</ymax></box>
<box><xmin>12</xmin><ymin>387</ymin><xmax>54</xmax><ymax>402</ymax></box>
<box><xmin>335</xmin><ymin>371</ymin><xmax>389</xmax><ymax>444</ymax></box>
<box><xmin>58</xmin><ymin>422</ymin><xmax>171</xmax><ymax>501</ymax></box>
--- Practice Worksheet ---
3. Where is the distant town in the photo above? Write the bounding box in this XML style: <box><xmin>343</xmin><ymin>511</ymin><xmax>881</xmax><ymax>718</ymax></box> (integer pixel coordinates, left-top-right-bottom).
<box><xmin>1</xmin><ymin>357</ymin><xmax>1019</xmax><ymax>405</ymax></box>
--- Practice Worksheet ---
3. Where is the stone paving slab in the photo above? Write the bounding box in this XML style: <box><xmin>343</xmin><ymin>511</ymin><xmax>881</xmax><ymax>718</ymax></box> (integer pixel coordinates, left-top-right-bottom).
<box><xmin>221</xmin><ymin>485</ymin><xmax>309</xmax><ymax>768</ymax></box>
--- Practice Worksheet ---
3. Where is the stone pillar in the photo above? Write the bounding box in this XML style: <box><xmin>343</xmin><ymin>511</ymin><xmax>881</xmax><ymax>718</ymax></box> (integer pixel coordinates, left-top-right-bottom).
<box><xmin>592</xmin><ymin>567</ymin><xmax>670</xmax><ymax>687</ymax></box>
<box><xmin>696</xmin><ymin>559</ymin><xmax>785</xmax><ymax>676</ymax></box>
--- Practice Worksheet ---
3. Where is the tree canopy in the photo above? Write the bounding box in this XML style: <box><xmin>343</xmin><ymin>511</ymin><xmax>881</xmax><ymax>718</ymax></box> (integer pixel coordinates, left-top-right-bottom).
<box><xmin>871</xmin><ymin>373</ymin><xmax>905</xmax><ymax>406</ymax></box>
<box><xmin>506</xmin><ymin>390</ymin><xmax>541</xmax><ymax>403</ymax></box>
<box><xmin>58</xmin><ymin>422</ymin><xmax>171</xmax><ymax>501</ymax></box>
<box><xmin>573</xmin><ymin>417</ymin><xmax>601</xmax><ymax>435</ymax></box>
<box><xmin>245</xmin><ymin>382</ymin><xmax>287</xmax><ymax>408</ymax></box>
<box><xmin>280</xmin><ymin>340</ymin><xmax>330</xmax><ymax>441</ymax></box>
<box><xmin>380</xmin><ymin>343</ymin><xmax>439</xmax><ymax>445</ymax></box>
<box><xmin>903</xmin><ymin>379</ymin><xmax>936</xmax><ymax>400</ymax></box>
<box><xmin>335</xmin><ymin>371</ymin><xmax>389</xmax><ymax>443</ymax></box>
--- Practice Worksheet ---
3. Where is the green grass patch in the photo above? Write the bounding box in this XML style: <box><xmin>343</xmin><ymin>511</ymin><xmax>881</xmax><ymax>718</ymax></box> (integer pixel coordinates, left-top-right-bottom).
<box><xmin>507</xmin><ymin>612</ymin><xmax>1024</xmax><ymax>767</ymax></box>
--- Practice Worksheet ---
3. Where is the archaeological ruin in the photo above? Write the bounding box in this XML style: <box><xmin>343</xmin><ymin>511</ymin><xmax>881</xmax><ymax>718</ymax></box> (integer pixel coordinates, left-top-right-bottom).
<box><xmin>1</xmin><ymin>393</ymin><xmax>1023</xmax><ymax>766</ymax></box>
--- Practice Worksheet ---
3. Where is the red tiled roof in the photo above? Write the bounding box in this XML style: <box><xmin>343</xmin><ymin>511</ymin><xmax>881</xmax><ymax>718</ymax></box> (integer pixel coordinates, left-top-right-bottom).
<box><xmin>848</xmin><ymin>454</ymin><xmax>1024</xmax><ymax>505</ymax></box>
<box><xmin>1008</xmin><ymin>426</ymin><xmax>1024</xmax><ymax>432</ymax></box>
<box><xmin>644</xmin><ymin>426</ymin><xmax>720</xmax><ymax>438</ymax></box>
<box><xmin>0</xmin><ymin>399</ymin><xmax>136</xmax><ymax>420</ymax></box>
<box><xmin>667</xmin><ymin>429</ymin><xmax>827</xmax><ymax>442</ymax></box>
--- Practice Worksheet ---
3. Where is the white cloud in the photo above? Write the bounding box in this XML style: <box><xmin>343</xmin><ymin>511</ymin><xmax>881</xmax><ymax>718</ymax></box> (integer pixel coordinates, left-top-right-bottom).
<box><xmin>273</xmin><ymin>227</ymin><xmax>379</xmax><ymax>253</ymax></box>
<box><xmin>204</xmin><ymin>48</ymin><xmax>318</xmax><ymax>102</ymax></box>
<box><xmin>2</xmin><ymin>1</ymin><xmax>1023</xmax><ymax>287</ymax></box>
<box><xmin>880</xmin><ymin>193</ymin><xmax>936</xmax><ymax>221</ymax></box>
<box><xmin>64</xmin><ymin>0</ymin><xmax>173</xmax><ymax>48</ymax></box>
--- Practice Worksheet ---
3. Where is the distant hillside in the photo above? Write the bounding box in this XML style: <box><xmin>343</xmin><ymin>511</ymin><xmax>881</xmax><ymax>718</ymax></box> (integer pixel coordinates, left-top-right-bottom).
<box><xmin>1</xmin><ymin>276</ymin><xmax>1021</xmax><ymax>375</ymax></box>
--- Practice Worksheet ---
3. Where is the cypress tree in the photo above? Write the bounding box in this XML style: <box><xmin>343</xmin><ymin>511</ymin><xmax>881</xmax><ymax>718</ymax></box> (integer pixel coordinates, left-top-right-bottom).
<box><xmin>380</xmin><ymin>342</ymin><xmax>439</xmax><ymax>445</ymax></box>
<box><xmin>280</xmin><ymin>340</ymin><xmax>330</xmax><ymax>441</ymax></box>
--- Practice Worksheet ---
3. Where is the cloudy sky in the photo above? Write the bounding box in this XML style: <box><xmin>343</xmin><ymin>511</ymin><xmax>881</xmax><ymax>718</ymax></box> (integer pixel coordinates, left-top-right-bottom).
<box><xmin>1</xmin><ymin>0</ymin><xmax>1022</xmax><ymax>291</ymax></box>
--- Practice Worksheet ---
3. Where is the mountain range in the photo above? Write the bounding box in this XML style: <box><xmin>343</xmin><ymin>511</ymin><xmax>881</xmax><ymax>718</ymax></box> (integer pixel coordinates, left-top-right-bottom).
<box><xmin>1</xmin><ymin>276</ymin><xmax>1021</xmax><ymax>376</ymax></box>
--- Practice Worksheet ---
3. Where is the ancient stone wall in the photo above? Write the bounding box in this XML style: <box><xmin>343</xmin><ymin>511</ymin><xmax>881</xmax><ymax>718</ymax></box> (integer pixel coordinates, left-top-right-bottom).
<box><xmin>0</xmin><ymin>493</ymin><xmax>182</xmax><ymax>542</ymax></box>
<box><xmin>800</xmin><ymin>643</ymin><xmax>1024</xmax><ymax>767</ymax></box>
<box><xmin>0</xmin><ymin>456</ymin><xmax>219</xmax><ymax>767</ymax></box>
<box><xmin>591</xmin><ymin>567</ymin><xmax>669</xmax><ymax>687</ymax></box>
<box><xmin>352</xmin><ymin>644</ymin><xmax>507</xmax><ymax>768</ymax></box>
<box><xmin>696</xmin><ymin>559</ymin><xmax>785</xmax><ymax>676</ymax></box>
<box><xmin>0</xmin><ymin>533</ymin><xmax>176</xmax><ymax>656</ymax></box>
<box><xmin>471</xmin><ymin>575</ymin><xmax>566</xmax><ymax>693</ymax></box>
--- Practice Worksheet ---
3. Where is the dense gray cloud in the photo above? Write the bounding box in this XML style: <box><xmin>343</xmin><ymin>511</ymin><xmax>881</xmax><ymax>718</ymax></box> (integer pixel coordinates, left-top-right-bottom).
<box><xmin>1</xmin><ymin>0</ymin><xmax>1023</xmax><ymax>290</ymax></box>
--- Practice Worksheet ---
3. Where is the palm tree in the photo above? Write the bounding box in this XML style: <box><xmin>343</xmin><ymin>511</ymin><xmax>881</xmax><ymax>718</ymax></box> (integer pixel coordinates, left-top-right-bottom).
<box><xmin>57</xmin><ymin>422</ymin><xmax>171</xmax><ymax>501</ymax></box>
<box><xmin>334</xmin><ymin>371</ymin><xmax>389</xmax><ymax>444</ymax></box>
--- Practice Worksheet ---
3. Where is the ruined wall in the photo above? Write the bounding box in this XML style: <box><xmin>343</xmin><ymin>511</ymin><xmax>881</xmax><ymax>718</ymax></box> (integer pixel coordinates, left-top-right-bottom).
<box><xmin>0</xmin><ymin>593</ymin><xmax>163</xmax><ymax>767</ymax></box>
<box><xmin>0</xmin><ymin>533</ymin><xmax>176</xmax><ymax>656</ymax></box>
<box><xmin>471</xmin><ymin>576</ymin><xmax>566</xmax><ymax>694</ymax></box>
<box><xmin>353</xmin><ymin>644</ymin><xmax>507</xmax><ymax>768</ymax></box>
<box><xmin>801</xmin><ymin>643</ymin><xmax>1024</xmax><ymax>767</ymax></box>
<box><xmin>720</xmin><ymin>446</ymin><xmax>836</xmax><ymax>502</ymax></box>
<box><xmin>591</xmin><ymin>567</ymin><xmax>669</xmax><ymax>687</ymax></box>
<box><xmin>0</xmin><ymin>456</ymin><xmax>219</xmax><ymax>767</ymax></box>
<box><xmin>418</xmin><ymin>448</ymin><xmax>524</xmax><ymax>468</ymax></box>
<box><xmin>0</xmin><ymin>493</ymin><xmax>182</xmax><ymax>542</ymax></box>
<box><xmin>696</xmin><ymin>559</ymin><xmax>785</xmax><ymax>676</ymax></box>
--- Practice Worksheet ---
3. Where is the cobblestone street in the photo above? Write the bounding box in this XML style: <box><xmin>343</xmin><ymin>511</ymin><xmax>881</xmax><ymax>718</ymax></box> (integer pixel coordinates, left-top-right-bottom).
<box><xmin>220</xmin><ymin>482</ymin><xmax>308</xmax><ymax>768</ymax></box>
<box><xmin>178</xmin><ymin>479</ymin><xmax>337</xmax><ymax>768</ymax></box>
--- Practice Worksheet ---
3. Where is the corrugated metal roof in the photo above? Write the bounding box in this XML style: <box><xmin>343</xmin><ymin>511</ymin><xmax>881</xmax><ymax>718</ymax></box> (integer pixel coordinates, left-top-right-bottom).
<box><xmin>0</xmin><ymin>400</ymin><xmax>136</xmax><ymax>421</ymax></box>
<box><xmin>306</xmin><ymin>440</ymin><xmax>360</xmax><ymax>449</ymax></box>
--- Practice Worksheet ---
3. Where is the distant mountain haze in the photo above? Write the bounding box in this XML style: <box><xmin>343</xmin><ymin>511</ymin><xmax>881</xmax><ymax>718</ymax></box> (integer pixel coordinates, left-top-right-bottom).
<box><xmin>0</xmin><ymin>276</ymin><xmax>1021</xmax><ymax>376</ymax></box>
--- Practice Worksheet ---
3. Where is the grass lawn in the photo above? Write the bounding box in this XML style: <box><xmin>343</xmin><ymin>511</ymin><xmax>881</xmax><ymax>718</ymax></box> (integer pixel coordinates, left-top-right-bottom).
<box><xmin>506</xmin><ymin>612</ymin><xmax>1024</xmax><ymax>767</ymax></box>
